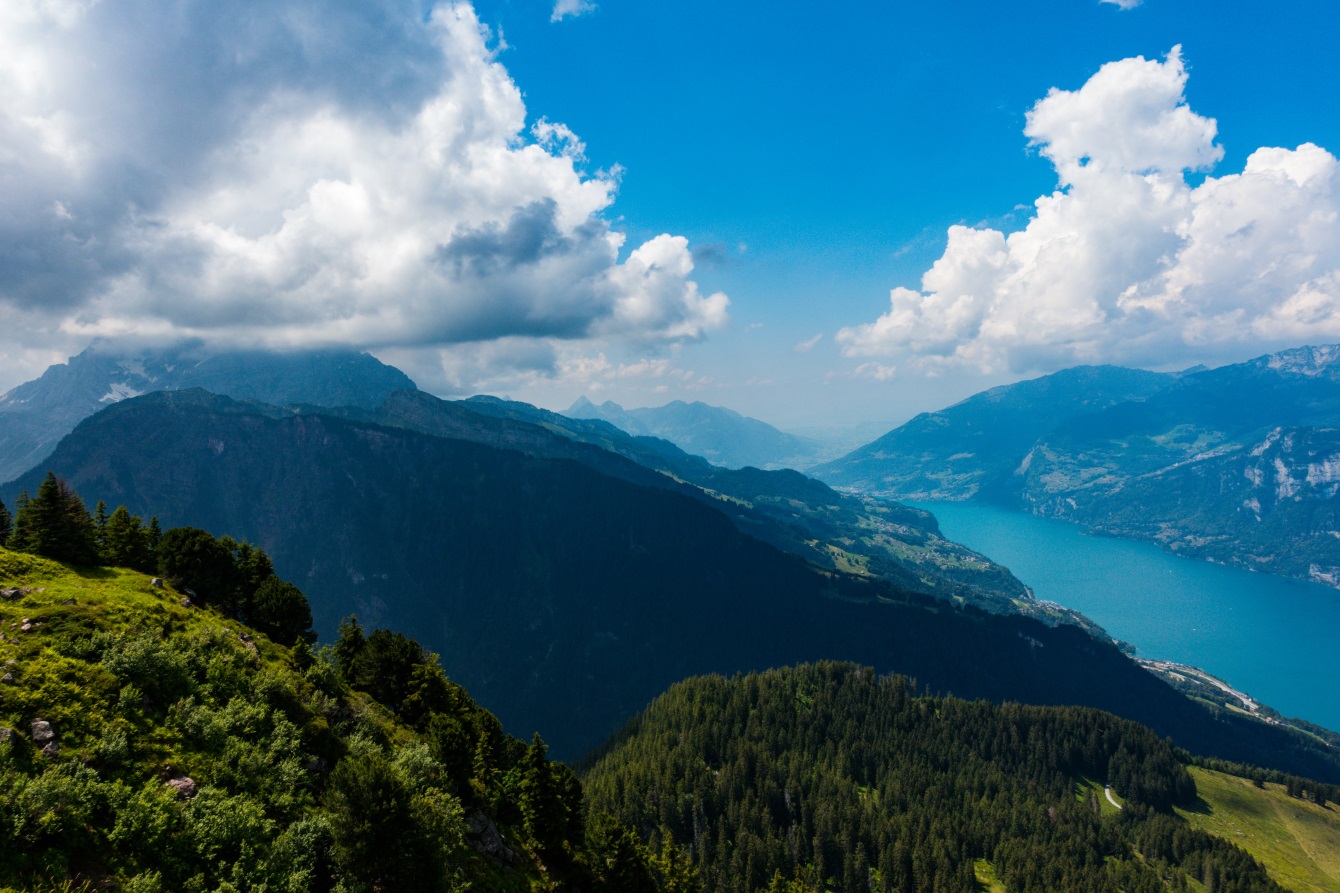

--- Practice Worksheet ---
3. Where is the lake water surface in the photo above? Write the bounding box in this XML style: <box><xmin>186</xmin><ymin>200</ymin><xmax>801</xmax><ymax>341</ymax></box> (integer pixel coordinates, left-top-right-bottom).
<box><xmin>914</xmin><ymin>501</ymin><xmax>1340</xmax><ymax>733</ymax></box>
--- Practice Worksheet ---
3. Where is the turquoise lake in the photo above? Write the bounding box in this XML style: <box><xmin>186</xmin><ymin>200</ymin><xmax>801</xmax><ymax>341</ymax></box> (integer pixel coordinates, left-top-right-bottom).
<box><xmin>914</xmin><ymin>501</ymin><xmax>1340</xmax><ymax>734</ymax></box>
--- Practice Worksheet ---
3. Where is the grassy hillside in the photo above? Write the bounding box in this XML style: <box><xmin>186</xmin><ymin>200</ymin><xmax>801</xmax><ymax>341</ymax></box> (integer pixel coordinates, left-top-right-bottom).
<box><xmin>1179</xmin><ymin>767</ymin><xmax>1340</xmax><ymax>893</ymax></box>
<box><xmin>0</xmin><ymin>547</ymin><xmax>683</xmax><ymax>892</ymax></box>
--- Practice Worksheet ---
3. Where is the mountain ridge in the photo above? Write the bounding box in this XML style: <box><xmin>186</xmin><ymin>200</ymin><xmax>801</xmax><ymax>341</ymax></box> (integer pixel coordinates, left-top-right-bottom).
<box><xmin>0</xmin><ymin>341</ymin><xmax>416</xmax><ymax>484</ymax></box>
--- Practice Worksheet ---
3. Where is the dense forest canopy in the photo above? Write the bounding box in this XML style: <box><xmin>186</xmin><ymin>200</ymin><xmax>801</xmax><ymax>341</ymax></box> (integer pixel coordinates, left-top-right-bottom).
<box><xmin>583</xmin><ymin>664</ymin><xmax>1310</xmax><ymax>893</ymax></box>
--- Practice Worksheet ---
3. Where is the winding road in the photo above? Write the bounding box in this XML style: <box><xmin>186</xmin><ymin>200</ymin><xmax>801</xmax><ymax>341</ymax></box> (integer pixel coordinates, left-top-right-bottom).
<box><xmin>1105</xmin><ymin>785</ymin><xmax>1123</xmax><ymax>811</ymax></box>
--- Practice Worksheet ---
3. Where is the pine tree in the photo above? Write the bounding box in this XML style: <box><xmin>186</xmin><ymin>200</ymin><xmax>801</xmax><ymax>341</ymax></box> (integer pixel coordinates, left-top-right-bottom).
<box><xmin>93</xmin><ymin>500</ymin><xmax>109</xmax><ymax>558</ymax></box>
<box><xmin>233</xmin><ymin>540</ymin><xmax>276</xmax><ymax>616</ymax></box>
<box><xmin>518</xmin><ymin>732</ymin><xmax>568</xmax><ymax>853</ymax></box>
<box><xmin>333</xmin><ymin>615</ymin><xmax>367</xmax><ymax>680</ymax></box>
<box><xmin>7</xmin><ymin>492</ymin><xmax>29</xmax><ymax>550</ymax></box>
<box><xmin>0</xmin><ymin>496</ymin><xmax>10</xmax><ymax>545</ymax></box>
<box><xmin>104</xmin><ymin>506</ymin><xmax>154</xmax><ymax>572</ymax></box>
<box><xmin>9</xmin><ymin>472</ymin><xmax>99</xmax><ymax>565</ymax></box>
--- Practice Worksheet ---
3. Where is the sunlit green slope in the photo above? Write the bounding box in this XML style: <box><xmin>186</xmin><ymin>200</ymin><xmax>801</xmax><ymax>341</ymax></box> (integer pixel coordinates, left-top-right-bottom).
<box><xmin>1179</xmin><ymin>767</ymin><xmax>1340</xmax><ymax>893</ymax></box>
<box><xmin>0</xmin><ymin>547</ymin><xmax>680</xmax><ymax>892</ymax></box>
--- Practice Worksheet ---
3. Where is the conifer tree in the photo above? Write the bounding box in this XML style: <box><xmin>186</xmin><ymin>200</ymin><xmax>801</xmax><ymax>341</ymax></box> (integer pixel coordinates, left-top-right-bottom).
<box><xmin>233</xmin><ymin>540</ymin><xmax>276</xmax><ymax>616</ymax></box>
<box><xmin>103</xmin><ymin>505</ymin><xmax>155</xmax><ymax>572</ymax></box>
<box><xmin>93</xmin><ymin>500</ymin><xmax>109</xmax><ymax>558</ymax></box>
<box><xmin>6</xmin><ymin>492</ymin><xmax>28</xmax><ymax>550</ymax></box>
<box><xmin>9</xmin><ymin>472</ymin><xmax>99</xmax><ymax>565</ymax></box>
<box><xmin>333</xmin><ymin>615</ymin><xmax>367</xmax><ymax>680</ymax></box>
<box><xmin>0</xmin><ymin>496</ymin><xmax>10</xmax><ymax>545</ymax></box>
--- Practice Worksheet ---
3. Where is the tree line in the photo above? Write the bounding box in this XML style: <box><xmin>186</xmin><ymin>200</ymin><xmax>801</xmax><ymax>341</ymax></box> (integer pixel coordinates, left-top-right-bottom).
<box><xmin>1</xmin><ymin>472</ymin><xmax>314</xmax><ymax>647</ymax></box>
<box><xmin>1190</xmin><ymin>755</ymin><xmax>1339</xmax><ymax>808</ymax></box>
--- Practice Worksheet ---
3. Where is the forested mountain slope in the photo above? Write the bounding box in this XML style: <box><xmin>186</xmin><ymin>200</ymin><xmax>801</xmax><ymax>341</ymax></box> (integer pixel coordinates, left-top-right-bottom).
<box><xmin>5</xmin><ymin>533</ymin><xmax>1337</xmax><ymax>891</ymax></box>
<box><xmin>382</xmin><ymin>391</ymin><xmax>1070</xmax><ymax>628</ymax></box>
<box><xmin>8</xmin><ymin>390</ymin><xmax>1340</xmax><ymax>781</ymax></box>
<box><xmin>583</xmin><ymin>663</ymin><xmax>1337</xmax><ymax>893</ymax></box>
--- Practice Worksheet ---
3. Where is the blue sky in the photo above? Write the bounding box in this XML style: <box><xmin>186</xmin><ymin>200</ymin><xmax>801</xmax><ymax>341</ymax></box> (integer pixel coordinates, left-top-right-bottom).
<box><xmin>2</xmin><ymin>0</ymin><xmax>1339</xmax><ymax>430</ymax></box>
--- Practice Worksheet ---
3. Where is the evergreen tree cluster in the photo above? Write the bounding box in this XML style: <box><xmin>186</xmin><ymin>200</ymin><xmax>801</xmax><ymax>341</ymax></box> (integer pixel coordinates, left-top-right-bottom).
<box><xmin>5</xmin><ymin>473</ymin><xmax>157</xmax><ymax>571</ymax></box>
<box><xmin>3</xmin><ymin>472</ymin><xmax>315</xmax><ymax>647</ymax></box>
<box><xmin>5</xmin><ymin>474</ymin><xmax>105</xmax><ymax>567</ymax></box>
<box><xmin>582</xmin><ymin>663</ymin><xmax>1286</xmax><ymax>893</ymax></box>
<box><xmin>323</xmin><ymin>616</ymin><xmax>699</xmax><ymax>892</ymax></box>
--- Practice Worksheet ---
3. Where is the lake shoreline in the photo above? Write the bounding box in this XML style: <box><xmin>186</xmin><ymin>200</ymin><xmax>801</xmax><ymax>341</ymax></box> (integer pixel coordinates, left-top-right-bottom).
<box><xmin>912</xmin><ymin>500</ymin><xmax>1340</xmax><ymax>737</ymax></box>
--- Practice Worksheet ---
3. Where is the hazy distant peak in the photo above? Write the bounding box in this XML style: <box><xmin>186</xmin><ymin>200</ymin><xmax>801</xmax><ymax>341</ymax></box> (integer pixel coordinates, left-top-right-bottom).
<box><xmin>0</xmin><ymin>341</ymin><xmax>419</xmax><ymax>483</ymax></box>
<box><xmin>1261</xmin><ymin>343</ymin><xmax>1340</xmax><ymax>378</ymax></box>
<box><xmin>560</xmin><ymin>396</ymin><xmax>819</xmax><ymax>469</ymax></box>
<box><xmin>566</xmin><ymin>395</ymin><xmax>598</xmax><ymax>412</ymax></box>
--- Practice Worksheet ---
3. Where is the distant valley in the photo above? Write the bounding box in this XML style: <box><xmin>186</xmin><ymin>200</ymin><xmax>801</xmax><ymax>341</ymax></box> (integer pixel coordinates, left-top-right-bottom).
<box><xmin>563</xmin><ymin>395</ymin><xmax>826</xmax><ymax>469</ymax></box>
<box><xmin>6</xmin><ymin>343</ymin><xmax>1340</xmax><ymax>767</ymax></box>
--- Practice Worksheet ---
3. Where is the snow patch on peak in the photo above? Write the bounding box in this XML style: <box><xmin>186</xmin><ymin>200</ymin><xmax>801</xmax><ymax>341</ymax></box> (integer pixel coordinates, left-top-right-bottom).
<box><xmin>99</xmin><ymin>382</ymin><xmax>144</xmax><ymax>404</ymax></box>
<box><xmin>1266</xmin><ymin>344</ymin><xmax>1340</xmax><ymax>377</ymax></box>
<box><xmin>116</xmin><ymin>359</ymin><xmax>148</xmax><ymax>378</ymax></box>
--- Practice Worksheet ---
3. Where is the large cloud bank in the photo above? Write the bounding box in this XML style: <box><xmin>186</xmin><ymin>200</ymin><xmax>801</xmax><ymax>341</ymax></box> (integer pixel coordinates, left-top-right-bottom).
<box><xmin>0</xmin><ymin>0</ymin><xmax>725</xmax><ymax>389</ymax></box>
<box><xmin>837</xmin><ymin>47</ymin><xmax>1340</xmax><ymax>374</ymax></box>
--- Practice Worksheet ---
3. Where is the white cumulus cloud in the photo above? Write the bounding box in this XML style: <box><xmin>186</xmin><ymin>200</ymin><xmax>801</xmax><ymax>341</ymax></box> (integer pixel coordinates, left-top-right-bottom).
<box><xmin>1099</xmin><ymin>0</ymin><xmax>1143</xmax><ymax>10</ymax></box>
<box><xmin>837</xmin><ymin>47</ymin><xmax>1340</xmax><ymax>374</ymax></box>
<box><xmin>0</xmin><ymin>0</ymin><xmax>724</xmax><ymax>394</ymax></box>
<box><xmin>551</xmin><ymin>0</ymin><xmax>597</xmax><ymax>23</ymax></box>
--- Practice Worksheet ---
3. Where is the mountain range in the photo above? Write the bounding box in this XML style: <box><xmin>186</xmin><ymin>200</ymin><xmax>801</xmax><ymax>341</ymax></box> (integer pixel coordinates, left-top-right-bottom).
<box><xmin>813</xmin><ymin>345</ymin><xmax>1340</xmax><ymax>587</ymax></box>
<box><xmin>7</xmin><ymin>388</ymin><xmax>1340</xmax><ymax>782</ymax></box>
<box><xmin>1</xmin><ymin>343</ymin><xmax>1073</xmax><ymax>629</ymax></box>
<box><xmin>564</xmin><ymin>396</ymin><xmax>824</xmax><ymax>470</ymax></box>
<box><xmin>0</xmin><ymin>341</ymin><xmax>416</xmax><ymax>483</ymax></box>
